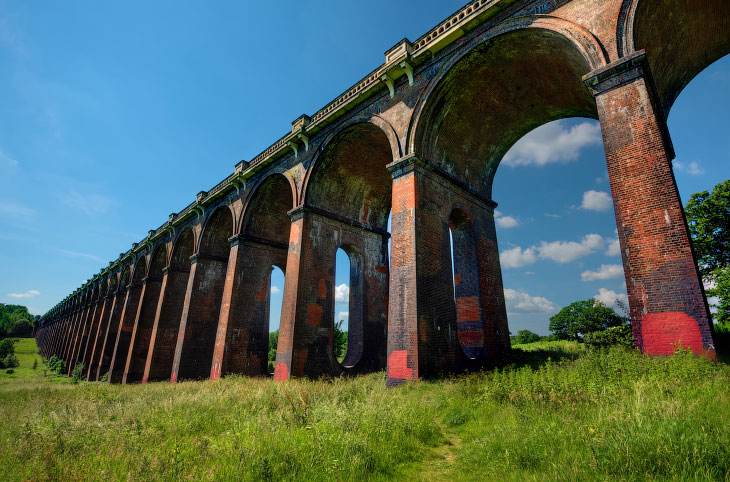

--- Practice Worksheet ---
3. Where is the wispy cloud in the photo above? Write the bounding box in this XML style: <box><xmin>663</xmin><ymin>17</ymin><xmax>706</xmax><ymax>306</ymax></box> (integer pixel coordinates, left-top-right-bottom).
<box><xmin>8</xmin><ymin>290</ymin><xmax>40</xmax><ymax>299</ymax></box>
<box><xmin>338</xmin><ymin>311</ymin><xmax>349</xmax><ymax>321</ymax></box>
<box><xmin>580</xmin><ymin>190</ymin><xmax>612</xmax><ymax>212</ymax></box>
<box><xmin>501</xmin><ymin>234</ymin><xmax>610</xmax><ymax>268</ymax></box>
<box><xmin>58</xmin><ymin>249</ymin><xmax>104</xmax><ymax>263</ymax></box>
<box><xmin>605</xmin><ymin>238</ymin><xmax>621</xmax><ymax>257</ymax></box>
<box><xmin>0</xmin><ymin>202</ymin><xmax>36</xmax><ymax>217</ymax></box>
<box><xmin>335</xmin><ymin>283</ymin><xmax>349</xmax><ymax>302</ymax></box>
<box><xmin>673</xmin><ymin>160</ymin><xmax>705</xmax><ymax>176</ymax></box>
<box><xmin>503</xmin><ymin>120</ymin><xmax>602</xmax><ymax>167</ymax></box>
<box><xmin>0</xmin><ymin>151</ymin><xmax>19</xmax><ymax>168</ymax></box>
<box><xmin>581</xmin><ymin>264</ymin><xmax>624</xmax><ymax>281</ymax></box>
<box><xmin>270</xmin><ymin>285</ymin><xmax>281</xmax><ymax>295</ymax></box>
<box><xmin>58</xmin><ymin>191</ymin><xmax>117</xmax><ymax>216</ymax></box>
<box><xmin>504</xmin><ymin>288</ymin><xmax>558</xmax><ymax>314</ymax></box>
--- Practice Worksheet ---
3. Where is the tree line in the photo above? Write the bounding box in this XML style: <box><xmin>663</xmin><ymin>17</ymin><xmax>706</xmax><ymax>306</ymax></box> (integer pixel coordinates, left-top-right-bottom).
<box><xmin>0</xmin><ymin>303</ymin><xmax>35</xmax><ymax>339</ymax></box>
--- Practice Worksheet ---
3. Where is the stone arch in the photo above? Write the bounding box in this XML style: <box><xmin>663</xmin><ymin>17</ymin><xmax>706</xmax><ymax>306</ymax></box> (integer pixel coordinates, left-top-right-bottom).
<box><xmin>199</xmin><ymin>205</ymin><xmax>234</xmax><ymax>258</ymax></box>
<box><xmin>409</xmin><ymin>20</ymin><xmax>602</xmax><ymax>199</ymax></box>
<box><xmin>619</xmin><ymin>0</ymin><xmax>730</xmax><ymax>116</ymax></box>
<box><xmin>303</xmin><ymin>120</ymin><xmax>395</xmax><ymax>231</ymax></box>
<box><xmin>240</xmin><ymin>171</ymin><xmax>296</xmax><ymax>241</ymax></box>
<box><xmin>171</xmin><ymin>228</ymin><xmax>195</xmax><ymax>269</ymax></box>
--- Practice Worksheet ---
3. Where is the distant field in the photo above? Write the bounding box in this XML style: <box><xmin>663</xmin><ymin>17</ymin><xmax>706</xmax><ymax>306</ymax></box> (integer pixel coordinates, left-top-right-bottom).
<box><xmin>1</xmin><ymin>338</ymin><xmax>729</xmax><ymax>481</ymax></box>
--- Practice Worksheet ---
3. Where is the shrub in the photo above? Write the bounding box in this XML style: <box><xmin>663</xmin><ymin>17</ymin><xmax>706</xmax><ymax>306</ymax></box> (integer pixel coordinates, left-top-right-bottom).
<box><xmin>32</xmin><ymin>358</ymin><xmax>37</xmax><ymax>370</ymax></box>
<box><xmin>3</xmin><ymin>354</ymin><xmax>19</xmax><ymax>369</ymax></box>
<box><xmin>71</xmin><ymin>363</ymin><xmax>86</xmax><ymax>383</ymax></box>
<box><xmin>584</xmin><ymin>324</ymin><xmax>634</xmax><ymax>347</ymax></box>
<box><xmin>512</xmin><ymin>330</ymin><xmax>542</xmax><ymax>345</ymax></box>
<box><xmin>5</xmin><ymin>368</ymin><xmax>13</xmax><ymax>374</ymax></box>
<box><xmin>0</xmin><ymin>338</ymin><xmax>16</xmax><ymax>360</ymax></box>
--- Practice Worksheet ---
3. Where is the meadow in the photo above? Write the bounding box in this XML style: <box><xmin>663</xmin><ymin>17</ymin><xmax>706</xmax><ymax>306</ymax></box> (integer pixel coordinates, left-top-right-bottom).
<box><xmin>1</xmin><ymin>338</ymin><xmax>729</xmax><ymax>481</ymax></box>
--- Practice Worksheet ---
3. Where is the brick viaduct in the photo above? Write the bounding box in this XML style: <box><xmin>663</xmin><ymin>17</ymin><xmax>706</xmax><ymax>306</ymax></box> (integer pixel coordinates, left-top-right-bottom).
<box><xmin>35</xmin><ymin>0</ymin><xmax>729</xmax><ymax>385</ymax></box>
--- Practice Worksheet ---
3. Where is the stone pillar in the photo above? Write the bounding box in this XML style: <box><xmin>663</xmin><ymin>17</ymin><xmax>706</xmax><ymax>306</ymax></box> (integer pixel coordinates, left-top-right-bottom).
<box><xmin>123</xmin><ymin>275</ymin><xmax>164</xmax><ymax>384</ymax></box>
<box><xmin>211</xmin><ymin>235</ymin><xmax>288</xmax><ymax>379</ymax></box>
<box><xmin>170</xmin><ymin>253</ymin><xmax>228</xmax><ymax>383</ymax></box>
<box><xmin>79</xmin><ymin>299</ymin><xmax>102</xmax><ymax>369</ymax></box>
<box><xmin>274</xmin><ymin>206</ymin><xmax>388</xmax><ymax>380</ymax></box>
<box><xmin>108</xmin><ymin>282</ymin><xmax>143</xmax><ymax>383</ymax></box>
<box><xmin>584</xmin><ymin>51</ymin><xmax>714</xmax><ymax>356</ymax></box>
<box><xmin>68</xmin><ymin>299</ymin><xmax>93</xmax><ymax>374</ymax></box>
<box><xmin>385</xmin><ymin>156</ymin><xmax>510</xmax><ymax>386</ymax></box>
<box><xmin>96</xmin><ymin>288</ymin><xmax>126</xmax><ymax>381</ymax></box>
<box><xmin>143</xmin><ymin>266</ymin><xmax>189</xmax><ymax>383</ymax></box>
<box><xmin>86</xmin><ymin>296</ymin><xmax>110</xmax><ymax>381</ymax></box>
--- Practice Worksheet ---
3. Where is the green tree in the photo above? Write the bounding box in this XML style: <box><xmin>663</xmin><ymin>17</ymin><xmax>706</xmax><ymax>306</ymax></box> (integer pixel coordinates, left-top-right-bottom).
<box><xmin>685</xmin><ymin>179</ymin><xmax>730</xmax><ymax>324</ymax></box>
<box><xmin>513</xmin><ymin>330</ymin><xmax>541</xmax><ymax>345</ymax></box>
<box><xmin>334</xmin><ymin>320</ymin><xmax>348</xmax><ymax>360</ymax></box>
<box><xmin>268</xmin><ymin>330</ymin><xmax>279</xmax><ymax>363</ymax></box>
<box><xmin>549</xmin><ymin>300</ymin><xmax>626</xmax><ymax>341</ymax></box>
<box><xmin>0</xmin><ymin>338</ymin><xmax>15</xmax><ymax>360</ymax></box>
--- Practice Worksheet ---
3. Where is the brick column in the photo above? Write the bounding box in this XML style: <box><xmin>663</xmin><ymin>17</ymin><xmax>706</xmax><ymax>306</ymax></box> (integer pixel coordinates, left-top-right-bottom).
<box><xmin>385</xmin><ymin>156</ymin><xmax>510</xmax><ymax>386</ymax></box>
<box><xmin>170</xmin><ymin>253</ymin><xmax>228</xmax><ymax>383</ymax></box>
<box><xmin>108</xmin><ymin>282</ymin><xmax>143</xmax><ymax>383</ymax></box>
<box><xmin>96</xmin><ymin>288</ymin><xmax>126</xmax><ymax>381</ymax></box>
<box><xmin>123</xmin><ymin>275</ymin><xmax>164</xmax><ymax>384</ymax></box>
<box><xmin>274</xmin><ymin>206</ymin><xmax>389</xmax><ymax>380</ymax></box>
<box><xmin>143</xmin><ymin>266</ymin><xmax>189</xmax><ymax>383</ymax></box>
<box><xmin>211</xmin><ymin>236</ymin><xmax>288</xmax><ymax>380</ymax></box>
<box><xmin>584</xmin><ymin>51</ymin><xmax>714</xmax><ymax>356</ymax></box>
<box><xmin>86</xmin><ymin>296</ymin><xmax>110</xmax><ymax>380</ymax></box>
<box><xmin>79</xmin><ymin>299</ymin><xmax>103</xmax><ymax>369</ymax></box>
<box><xmin>68</xmin><ymin>299</ymin><xmax>93</xmax><ymax>374</ymax></box>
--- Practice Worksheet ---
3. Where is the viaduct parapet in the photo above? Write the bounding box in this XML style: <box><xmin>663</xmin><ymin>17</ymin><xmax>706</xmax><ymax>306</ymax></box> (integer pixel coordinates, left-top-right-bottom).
<box><xmin>36</xmin><ymin>0</ymin><xmax>728</xmax><ymax>385</ymax></box>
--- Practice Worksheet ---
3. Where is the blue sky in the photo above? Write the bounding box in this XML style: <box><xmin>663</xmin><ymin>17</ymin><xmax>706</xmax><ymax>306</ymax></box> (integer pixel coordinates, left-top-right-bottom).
<box><xmin>1</xmin><ymin>2</ymin><xmax>728</xmax><ymax>337</ymax></box>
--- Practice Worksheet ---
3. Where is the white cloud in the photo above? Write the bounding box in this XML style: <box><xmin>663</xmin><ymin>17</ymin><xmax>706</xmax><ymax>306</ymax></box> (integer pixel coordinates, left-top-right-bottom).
<box><xmin>335</xmin><ymin>283</ymin><xmax>349</xmax><ymax>302</ymax></box>
<box><xmin>581</xmin><ymin>264</ymin><xmax>624</xmax><ymax>281</ymax></box>
<box><xmin>673</xmin><ymin>160</ymin><xmax>704</xmax><ymax>176</ymax></box>
<box><xmin>0</xmin><ymin>202</ymin><xmax>36</xmax><ymax>217</ymax></box>
<box><xmin>8</xmin><ymin>290</ymin><xmax>40</xmax><ymax>299</ymax></box>
<box><xmin>537</xmin><ymin>234</ymin><xmax>605</xmax><ymax>263</ymax></box>
<box><xmin>504</xmin><ymin>288</ymin><xmax>559</xmax><ymax>314</ymax></box>
<box><xmin>58</xmin><ymin>249</ymin><xmax>104</xmax><ymax>263</ymax></box>
<box><xmin>270</xmin><ymin>286</ymin><xmax>281</xmax><ymax>295</ymax></box>
<box><xmin>500</xmin><ymin>246</ymin><xmax>537</xmax><ymax>268</ymax></box>
<box><xmin>606</xmin><ymin>238</ymin><xmax>620</xmax><ymax>256</ymax></box>
<box><xmin>338</xmin><ymin>311</ymin><xmax>349</xmax><ymax>320</ymax></box>
<box><xmin>594</xmin><ymin>288</ymin><xmax>629</xmax><ymax>310</ymax></box>
<box><xmin>580</xmin><ymin>190</ymin><xmax>612</xmax><ymax>212</ymax></box>
<box><xmin>502</xmin><ymin>120</ymin><xmax>602</xmax><ymax>167</ymax></box>
<box><xmin>545</xmin><ymin>213</ymin><xmax>561</xmax><ymax>219</ymax></box>
<box><xmin>501</xmin><ymin>234</ymin><xmax>610</xmax><ymax>268</ymax></box>
<box><xmin>496</xmin><ymin>215</ymin><xmax>519</xmax><ymax>229</ymax></box>
<box><xmin>524</xmin><ymin>271</ymin><xmax>535</xmax><ymax>275</ymax></box>
<box><xmin>59</xmin><ymin>191</ymin><xmax>117</xmax><ymax>216</ymax></box>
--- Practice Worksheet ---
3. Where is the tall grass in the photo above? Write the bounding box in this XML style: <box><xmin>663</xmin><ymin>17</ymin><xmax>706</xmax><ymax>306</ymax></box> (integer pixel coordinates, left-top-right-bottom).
<box><xmin>1</xmin><ymin>339</ymin><xmax>728</xmax><ymax>481</ymax></box>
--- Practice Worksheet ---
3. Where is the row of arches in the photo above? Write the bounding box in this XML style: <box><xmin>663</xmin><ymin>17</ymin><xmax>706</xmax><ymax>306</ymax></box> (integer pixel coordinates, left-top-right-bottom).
<box><xmin>37</xmin><ymin>1</ymin><xmax>729</xmax><ymax>381</ymax></box>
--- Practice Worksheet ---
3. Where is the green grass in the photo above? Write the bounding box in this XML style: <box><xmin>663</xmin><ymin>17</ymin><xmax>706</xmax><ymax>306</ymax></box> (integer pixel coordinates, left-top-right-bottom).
<box><xmin>1</xmin><ymin>339</ymin><xmax>729</xmax><ymax>481</ymax></box>
<box><xmin>0</xmin><ymin>338</ymin><xmax>70</xmax><ymax>390</ymax></box>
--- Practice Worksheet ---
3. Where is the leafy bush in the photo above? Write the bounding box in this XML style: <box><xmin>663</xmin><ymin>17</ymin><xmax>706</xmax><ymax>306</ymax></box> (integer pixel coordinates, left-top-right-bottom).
<box><xmin>0</xmin><ymin>338</ymin><xmax>16</xmax><ymax>360</ymax></box>
<box><xmin>584</xmin><ymin>323</ymin><xmax>634</xmax><ymax>347</ymax></box>
<box><xmin>3</xmin><ymin>354</ymin><xmax>19</xmax><ymax>369</ymax></box>
<box><xmin>71</xmin><ymin>363</ymin><xmax>86</xmax><ymax>383</ymax></box>
<box><xmin>5</xmin><ymin>368</ymin><xmax>13</xmax><ymax>374</ymax></box>
<box><xmin>45</xmin><ymin>355</ymin><xmax>66</xmax><ymax>374</ymax></box>
<box><xmin>512</xmin><ymin>329</ymin><xmax>541</xmax><ymax>345</ymax></box>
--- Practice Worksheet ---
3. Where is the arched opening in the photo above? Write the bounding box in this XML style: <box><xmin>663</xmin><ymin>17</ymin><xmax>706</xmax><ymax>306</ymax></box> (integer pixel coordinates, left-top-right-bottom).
<box><xmin>267</xmin><ymin>265</ymin><xmax>286</xmax><ymax>374</ymax></box>
<box><xmin>631</xmin><ymin>0</ymin><xmax>730</xmax><ymax>118</ymax></box>
<box><xmin>125</xmin><ymin>244</ymin><xmax>167</xmax><ymax>383</ymax></box>
<box><xmin>145</xmin><ymin>228</ymin><xmax>193</xmax><ymax>382</ymax></box>
<box><xmin>216</xmin><ymin>174</ymin><xmax>292</xmax><ymax>378</ymax></box>
<box><xmin>448</xmin><ymin>208</ymin><xmax>484</xmax><ymax>360</ymax></box>
<box><xmin>295</xmin><ymin>122</ymin><xmax>391</xmax><ymax>375</ymax></box>
<box><xmin>406</xmin><ymin>27</ymin><xmax>598</xmax><ymax>372</ymax></box>
<box><xmin>334</xmin><ymin>246</ymin><xmax>363</xmax><ymax>368</ymax></box>
<box><xmin>87</xmin><ymin>275</ymin><xmax>118</xmax><ymax>379</ymax></box>
<box><xmin>79</xmin><ymin>283</ymin><xmax>103</xmax><ymax>372</ymax></box>
<box><xmin>175</xmin><ymin>207</ymin><xmax>233</xmax><ymax>381</ymax></box>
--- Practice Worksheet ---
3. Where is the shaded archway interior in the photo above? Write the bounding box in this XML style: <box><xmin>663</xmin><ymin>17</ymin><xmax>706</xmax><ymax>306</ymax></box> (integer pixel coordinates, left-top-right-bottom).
<box><xmin>416</xmin><ymin>28</ymin><xmax>598</xmax><ymax>199</ymax></box>
<box><xmin>243</xmin><ymin>174</ymin><xmax>294</xmax><ymax>246</ymax></box>
<box><xmin>633</xmin><ymin>0</ymin><xmax>730</xmax><ymax>117</ymax></box>
<box><xmin>306</xmin><ymin>123</ymin><xmax>393</xmax><ymax>229</ymax></box>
